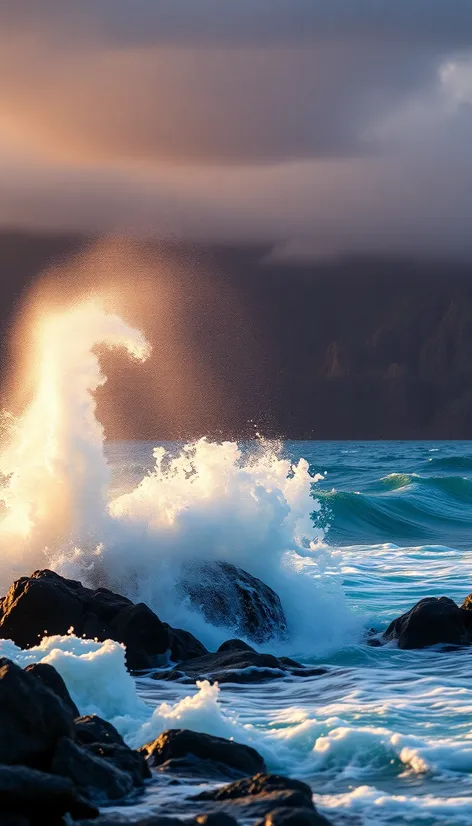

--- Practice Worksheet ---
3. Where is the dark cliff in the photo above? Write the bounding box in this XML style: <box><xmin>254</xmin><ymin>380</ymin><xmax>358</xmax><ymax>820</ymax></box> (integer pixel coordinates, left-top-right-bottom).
<box><xmin>1</xmin><ymin>231</ymin><xmax>472</xmax><ymax>439</ymax></box>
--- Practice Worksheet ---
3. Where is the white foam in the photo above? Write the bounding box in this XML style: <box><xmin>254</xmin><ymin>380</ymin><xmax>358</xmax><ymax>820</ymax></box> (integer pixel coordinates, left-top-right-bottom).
<box><xmin>0</xmin><ymin>303</ymin><xmax>355</xmax><ymax>654</ymax></box>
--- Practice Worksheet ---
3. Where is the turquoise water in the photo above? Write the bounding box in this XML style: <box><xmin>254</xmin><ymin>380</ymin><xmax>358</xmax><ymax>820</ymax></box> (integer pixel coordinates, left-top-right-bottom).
<box><xmin>104</xmin><ymin>440</ymin><xmax>472</xmax><ymax>826</ymax></box>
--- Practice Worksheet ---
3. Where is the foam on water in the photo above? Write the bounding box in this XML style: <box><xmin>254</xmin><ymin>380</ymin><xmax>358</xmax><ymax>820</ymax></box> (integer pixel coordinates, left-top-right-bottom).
<box><xmin>0</xmin><ymin>303</ymin><xmax>354</xmax><ymax>653</ymax></box>
<box><xmin>2</xmin><ymin>303</ymin><xmax>472</xmax><ymax>824</ymax></box>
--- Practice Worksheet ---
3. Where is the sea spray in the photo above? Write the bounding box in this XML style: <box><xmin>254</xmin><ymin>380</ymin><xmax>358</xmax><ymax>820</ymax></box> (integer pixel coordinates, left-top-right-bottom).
<box><xmin>0</xmin><ymin>302</ymin><xmax>354</xmax><ymax>652</ymax></box>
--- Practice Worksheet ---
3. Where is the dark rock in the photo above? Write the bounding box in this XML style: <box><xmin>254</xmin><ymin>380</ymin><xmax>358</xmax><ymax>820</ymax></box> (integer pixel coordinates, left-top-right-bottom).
<box><xmin>106</xmin><ymin>602</ymin><xmax>170</xmax><ymax>671</ymax></box>
<box><xmin>192</xmin><ymin>816</ymin><xmax>239</xmax><ymax>826</ymax></box>
<box><xmin>177</xmin><ymin>561</ymin><xmax>287</xmax><ymax>644</ymax></box>
<box><xmin>155</xmin><ymin>650</ymin><xmax>326</xmax><ymax>685</ymax></box>
<box><xmin>25</xmin><ymin>662</ymin><xmax>80</xmax><ymax>717</ymax></box>
<box><xmin>0</xmin><ymin>570</ymin><xmax>85</xmax><ymax>648</ymax></box>
<box><xmin>462</xmin><ymin>594</ymin><xmax>472</xmax><ymax>611</ymax></box>
<box><xmin>51</xmin><ymin>736</ymin><xmax>134</xmax><ymax>803</ymax></box>
<box><xmin>217</xmin><ymin>639</ymin><xmax>256</xmax><ymax>654</ymax></box>
<box><xmin>85</xmin><ymin>743</ymin><xmax>151</xmax><ymax>785</ymax></box>
<box><xmin>0</xmin><ymin>658</ymin><xmax>74</xmax><ymax>769</ymax></box>
<box><xmin>164</xmin><ymin>625</ymin><xmax>209</xmax><ymax>662</ymax></box>
<box><xmin>256</xmin><ymin>807</ymin><xmax>333</xmax><ymax>826</ymax></box>
<box><xmin>0</xmin><ymin>764</ymin><xmax>98</xmax><ymax>821</ymax></box>
<box><xmin>74</xmin><ymin>715</ymin><xmax>127</xmax><ymax>747</ymax></box>
<box><xmin>194</xmin><ymin>774</ymin><xmax>313</xmax><ymax>807</ymax></box>
<box><xmin>142</xmin><ymin>729</ymin><xmax>265</xmax><ymax>779</ymax></box>
<box><xmin>0</xmin><ymin>570</ymin><xmax>205</xmax><ymax>672</ymax></box>
<box><xmin>0</xmin><ymin>815</ymin><xmax>30</xmax><ymax>826</ymax></box>
<box><xmin>383</xmin><ymin>597</ymin><xmax>472</xmax><ymax>649</ymax></box>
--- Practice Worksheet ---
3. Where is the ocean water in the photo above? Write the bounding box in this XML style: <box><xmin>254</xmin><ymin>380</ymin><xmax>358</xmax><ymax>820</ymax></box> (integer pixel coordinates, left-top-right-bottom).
<box><xmin>1</xmin><ymin>309</ymin><xmax>472</xmax><ymax>825</ymax></box>
<box><xmin>103</xmin><ymin>438</ymin><xmax>472</xmax><ymax>826</ymax></box>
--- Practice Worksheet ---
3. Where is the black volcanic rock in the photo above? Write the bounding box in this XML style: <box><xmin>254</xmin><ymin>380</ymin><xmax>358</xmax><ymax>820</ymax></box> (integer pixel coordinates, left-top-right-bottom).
<box><xmin>193</xmin><ymin>773</ymin><xmax>317</xmax><ymax>819</ymax></box>
<box><xmin>51</xmin><ymin>736</ymin><xmax>134</xmax><ymax>803</ymax></box>
<box><xmin>0</xmin><ymin>658</ymin><xmax>75</xmax><ymax>769</ymax></box>
<box><xmin>0</xmin><ymin>570</ymin><xmax>205</xmax><ymax>671</ymax></box>
<box><xmin>256</xmin><ymin>808</ymin><xmax>332</xmax><ymax>826</ymax></box>
<box><xmin>74</xmin><ymin>715</ymin><xmax>127</xmax><ymax>748</ymax></box>
<box><xmin>383</xmin><ymin>597</ymin><xmax>472</xmax><ymax>649</ymax></box>
<box><xmin>25</xmin><ymin>662</ymin><xmax>80</xmax><ymax>717</ymax></box>
<box><xmin>217</xmin><ymin>639</ymin><xmax>256</xmax><ymax>653</ymax></box>
<box><xmin>142</xmin><ymin>728</ymin><xmax>265</xmax><ymax>779</ymax></box>
<box><xmin>177</xmin><ymin>561</ymin><xmax>287</xmax><ymax>644</ymax></box>
<box><xmin>155</xmin><ymin>648</ymin><xmax>326</xmax><ymax>684</ymax></box>
<box><xmin>85</xmin><ymin>742</ymin><xmax>151</xmax><ymax>786</ymax></box>
<box><xmin>74</xmin><ymin>714</ymin><xmax>151</xmax><ymax>787</ymax></box>
<box><xmin>164</xmin><ymin>625</ymin><xmax>209</xmax><ymax>662</ymax></box>
<box><xmin>0</xmin><ymin>764</ymin><xmax>98</xmax><ymax>821</ymax></box>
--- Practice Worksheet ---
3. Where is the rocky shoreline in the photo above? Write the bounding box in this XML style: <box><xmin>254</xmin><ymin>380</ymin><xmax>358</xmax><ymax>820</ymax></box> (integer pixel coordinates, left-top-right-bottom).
<box><xmin>2</xmin><ymin>567</ymin><xmax>472</xmax><ymax>825</ymax></box>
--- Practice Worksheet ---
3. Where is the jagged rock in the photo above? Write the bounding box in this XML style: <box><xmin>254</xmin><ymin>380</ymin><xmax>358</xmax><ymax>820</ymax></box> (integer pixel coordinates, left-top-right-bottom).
<box><xmin>0</xmin><ymin>658</ymin><xmax>74</xmax><ymax>769</ymax></box>
<box><xmin>383</xmin><ymin>596</ymin><xmax>472</xmax><ymax>649</ymax></box>
<box><xmin>74</xmin><ymin>715</ymin><xmax>126</xmax><ymax>747</ymax></box>
<box><xmin>155</xmin><ymin>649</ymin><xmax>326</xmax><ymax>685</ymax></box>
<box><xmin>0</xmin><ymin>764</ymin><xmax>97</xmax><ymax>821</ymax></box>
<box><xmin>25</xmin><ymin>662</ymin><xmax>80</xmax><ymax>717</ymax></box>
<box><xmin>75</xmin><ymin>714</ymin><xmax>151</xmax><ymax>785</ymax></box>
<box><xmin>0</xmin><ymin>570</ymin><xmax>205</xmax><ymax>671</ymax></box>
<box><xmin>256</xmin><ymin>808</ymin><xmax>332</xmax><ymax>826</ymax></box>
<box><xmin>51</xmin><ymin>736</ymin><xmax>134</xmax><ymax>803</ymax></box>
<box><xmin>85</xmin><ymin>742</ymin><xmax>151</xmax><ymax>786</ymax></box>
<box><xmin>461</xmin><ymin>594</ymin><xmax>472</xmax><ymax>611</ymax></box>
<box><xmin>193</xmin><ymin>773</ymin><xmax>314</xmax><ymax>818</ymax></box>
<box><xmin>142</xmin><ymin>728</ymin><xmax>265</xmax><ymax>779</ymax></box>
<box><xmin>177</xmin><ymin>561</ymin><xmax>287</xmax><ymax>643</ymax></box>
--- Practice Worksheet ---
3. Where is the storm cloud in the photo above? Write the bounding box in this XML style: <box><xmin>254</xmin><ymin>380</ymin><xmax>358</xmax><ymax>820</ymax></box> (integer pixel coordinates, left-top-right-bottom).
<box><xmin>1</xmin><ymin>0</ymin><xmax>472</xmax><ymax>256</ymax></box>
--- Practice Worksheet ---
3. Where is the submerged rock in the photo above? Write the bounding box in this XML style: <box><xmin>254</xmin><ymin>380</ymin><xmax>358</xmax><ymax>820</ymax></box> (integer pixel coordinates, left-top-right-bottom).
<box><xmin>383</xmin><ymin>596</ymin><xmax>472</xmax><ymax>649</ymax></box>
<box><xmin>0</xmin><ymin>658</ymin><xmax>74</xmax><ymax>769</ymax></box>
<box><xmin>142</xmin><ymin>728</ymin><xmax>265</xmax><ymax>779</ymax></box>
<box><xmin>177</xmin><ymin>561</ymin><xmax>287</xmax><ymax>644</ymax></box>
<box><xmin>155</xmin><ymin>648</ymin><xmax>326</xmax><ymax>685</ymax></box>
<box><xmin>0</xmin><ymin>570</ymin><xmax>205</xmax><ymax>671</ymax></box>
<box><xmin>192</xmin><ymin>773</ymin><xmax>320</xmax><ymax>820</ymax></box>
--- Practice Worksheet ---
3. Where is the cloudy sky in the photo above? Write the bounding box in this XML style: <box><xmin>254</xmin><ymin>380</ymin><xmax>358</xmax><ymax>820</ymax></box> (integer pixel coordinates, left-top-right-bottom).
<box><xmin>1</xmin><ymin>1</ymin><xmax>472</xmax><ymax>258</ymax></box>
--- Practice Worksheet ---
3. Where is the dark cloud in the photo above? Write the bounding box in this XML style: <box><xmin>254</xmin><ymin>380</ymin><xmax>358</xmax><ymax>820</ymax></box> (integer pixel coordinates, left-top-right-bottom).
<box><xmin>0</xmin><ymin>1</ymin><xmax>471</xmax><ymax>256</ymax></box>
<box><xmin>3</xmin><ymin>1</ymin><xmax>472</xmax><ymax>47</ymax></box>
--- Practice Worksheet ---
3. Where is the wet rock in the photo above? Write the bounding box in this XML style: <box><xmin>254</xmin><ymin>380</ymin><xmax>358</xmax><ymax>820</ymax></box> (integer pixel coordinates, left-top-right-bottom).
<box><xmin>177</xmin><ymin>561</ymin><xmax>287</xmax><ymax>644</ymax></box>
<box><xmin>51</xmin><ymin>736</ymin><xmax>134</xmax><ymax>803</ymax></box>
<box><xmin>0</xmin><ymin>764</ymin><xmax>98</xmax><ymax>821</ymax></box>
<box><xmin>0</xmin><ymin>658</ymin><xmax>74</xmax><ymax>769</ymax></box>
<box><xmin>192</xmin><ymin>816</ymin><xmax>239</xmax><ymax>826</ymax></box>
<box><xmin>256</xmin><ymin>807</ymin><xmax>333</xmax><ymax>826</ymax></box>
<box><xmin>86</xmin><ymin>743</ymin><xmax>151</xmax><ymax>786</ymax></box>
<box><xmin>155</xmin><ymin>649</ymin><xmax>326</xmax><ymax>685</ymax></box>
<box><xmin>383</xmin><ymin>596</ymin><xmax>472</xmax><ymax>649</ymax></box>
<box><xmin>142</xmin><ymin>728</ymin><xmax>265</xmax><ymax>779</ymax></box>
<box><xmin>25</xmin><ymin>662</ymin><xmax>80</xmax><ymax>717</ymax></box>
<box><xmin>194</xmin><ymin>774</ymin><xmax>313</xmax><ymax>806</ymax></box>
<box><xmin>74</xmin><ymin>715</ymin><xmax>127</xmax><ymax>747</ymax></box>
<box><xmin>217</xmin><ymin>639</ymin><xmax>256</xmax><ymax>654</ymax></box>
<box><xmin>193</xmin><ymin>773</ymin><xmax>314</xmax><ymax>818</ymax></box>
<box><xmin>106</xmin><ymin>602</ymin><xmax>170</xmax><ymax>671</ymax></box>
<box><xmin>0</xmin><ymin>570</ymin><xmax>205</xmax><ymax>671</ymax></box>
<box><xmin>165</xmin><ymin>625</ymin><xmax>209</xmax><ymax>662</ymax></box>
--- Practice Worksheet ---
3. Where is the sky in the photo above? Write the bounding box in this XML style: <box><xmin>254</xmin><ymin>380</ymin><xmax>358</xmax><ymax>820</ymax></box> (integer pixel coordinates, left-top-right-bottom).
<box><xmin>1</xmin><ymin>1</ymin><xmax>472</xmax><ymax>259</ymax></box>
